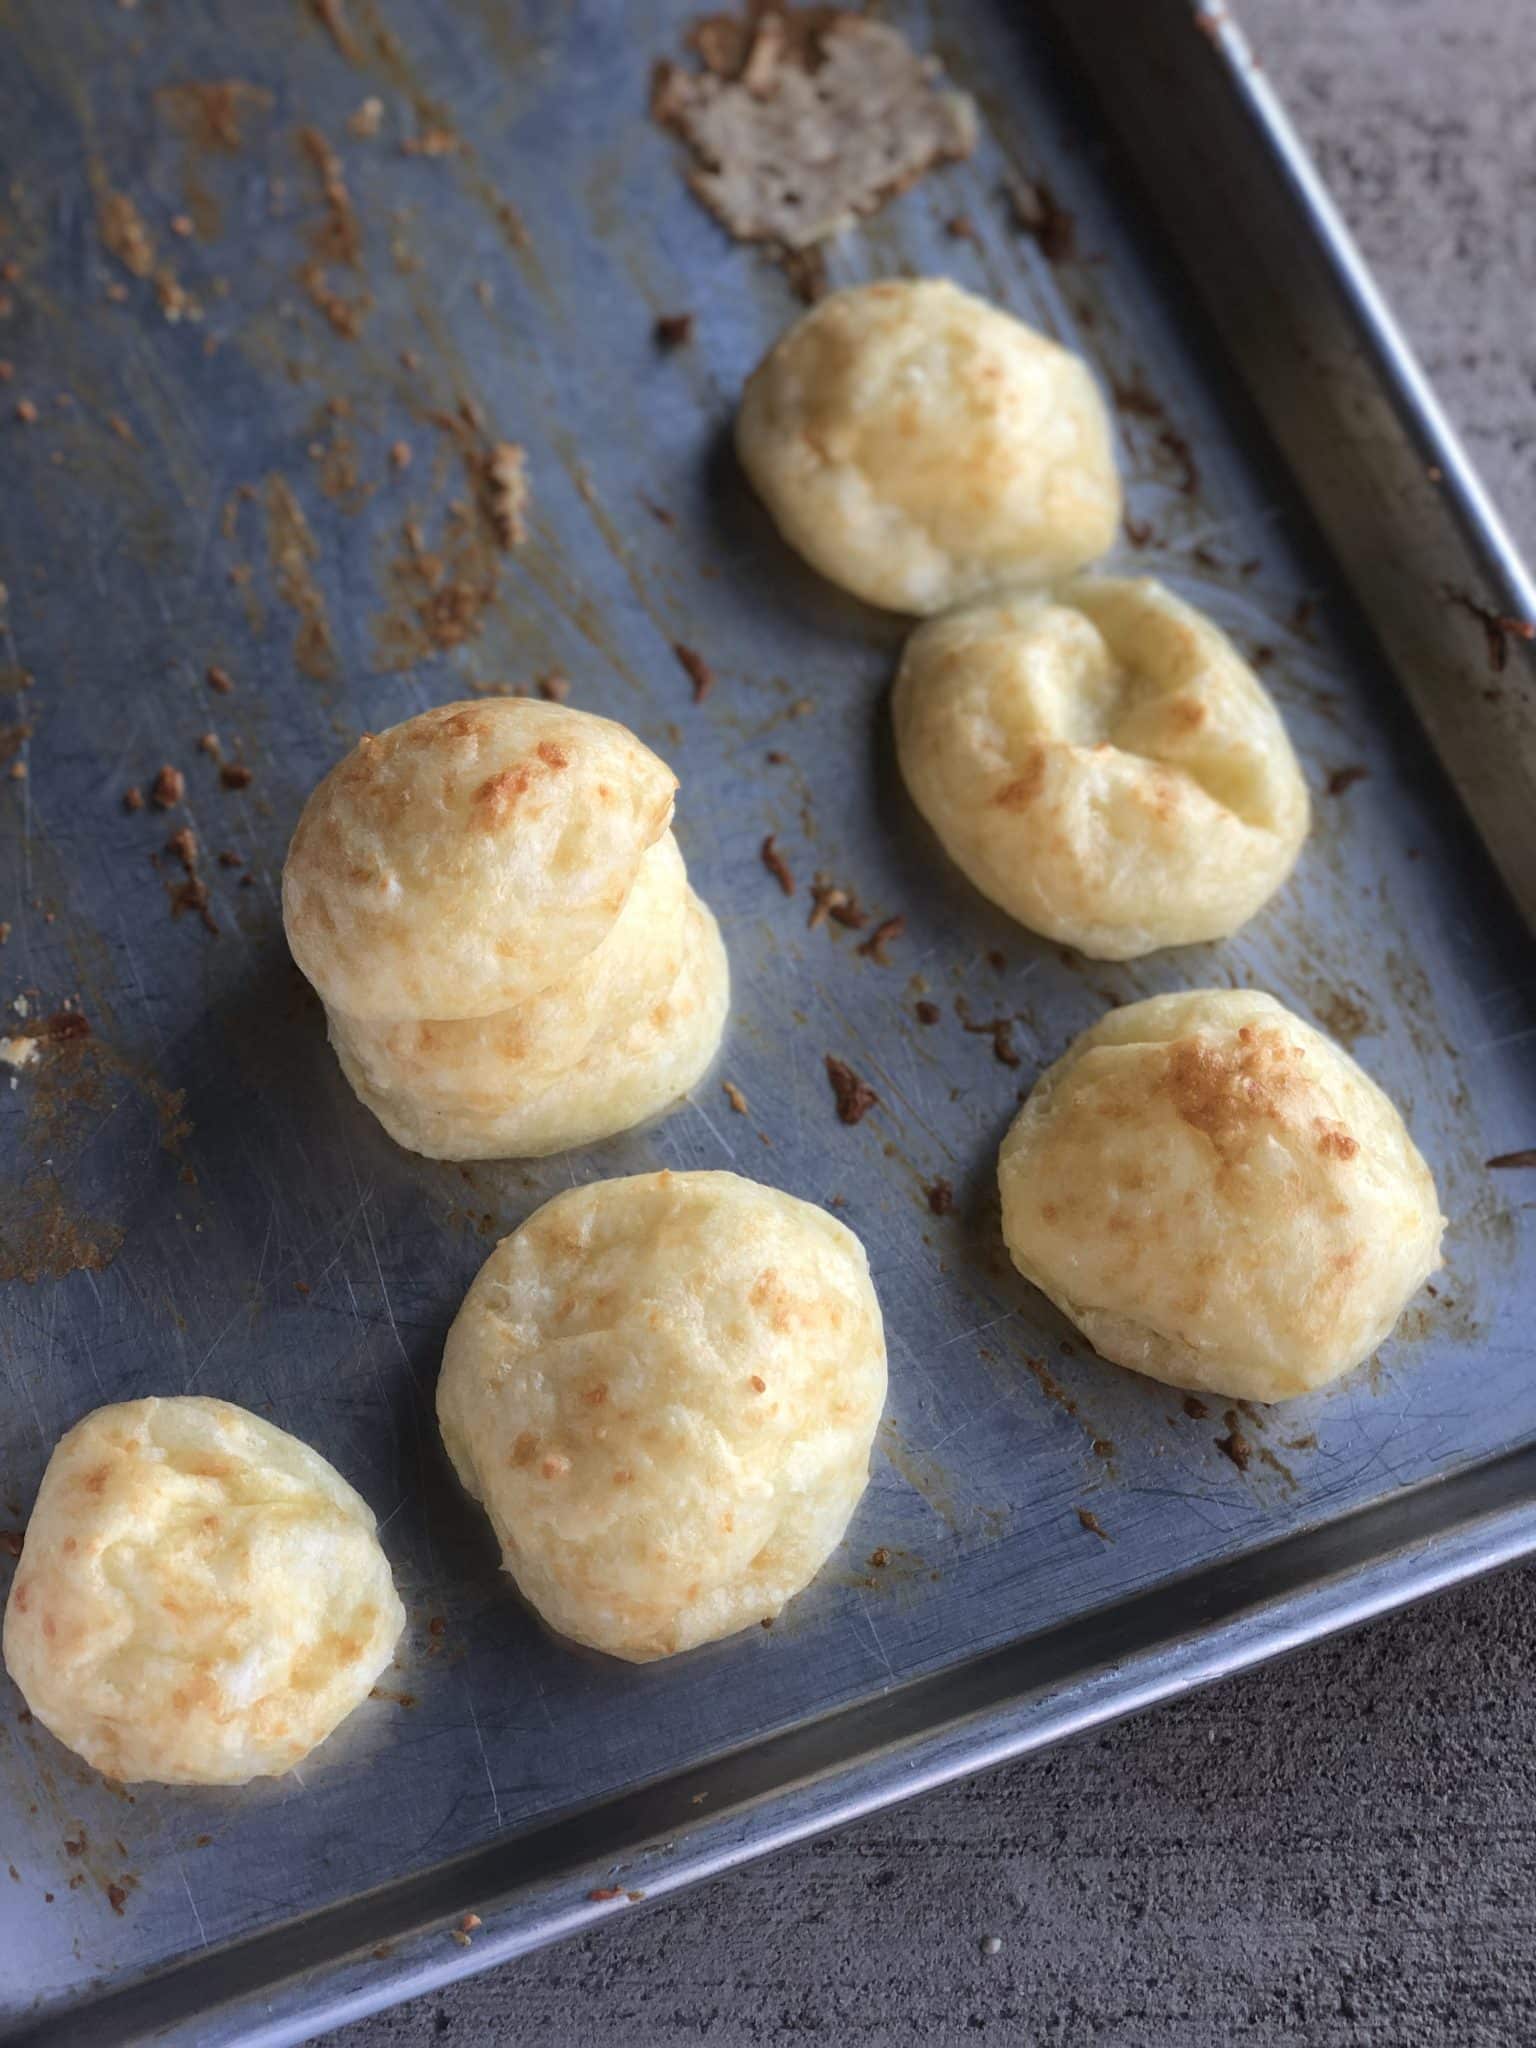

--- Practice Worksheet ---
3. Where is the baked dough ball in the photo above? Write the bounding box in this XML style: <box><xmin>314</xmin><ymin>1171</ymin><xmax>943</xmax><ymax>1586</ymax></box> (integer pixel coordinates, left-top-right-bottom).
<box><xmin>997</xmin><ymin>990</ymin><xmax>1444</xmax><ymax>1403</ymax></box>
<box><xmin>328</xmin><ymin>843</ymin><xmax>730</xmax><ymax>1160</ymax></box>
<box><xmin>3</xmin><ymin>1398</ymin><xmax>404</xmax><ymax>1785</ymax></box>
<box><xmin>736</xmin><ymin>279</ymin><xmax>1121</xmax><ymax>614</ymax></box>
<box><xmin>283</xmin><ymin>699</ymin><xmax>677</xmax><ymax>1020</ymax></box>
<box><xmin>438</xmin><ymin>1171</ymin><xmax>887</xmax><ymax>1660</ymax></box>
<box><xmin>893</xmin><ymin>579</ymin><xmax>1310</xmax><ymax>959</ymax></box>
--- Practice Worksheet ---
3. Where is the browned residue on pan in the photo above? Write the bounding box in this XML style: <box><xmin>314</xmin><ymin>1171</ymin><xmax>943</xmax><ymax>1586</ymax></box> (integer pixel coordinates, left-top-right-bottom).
<box><xmin>156</xmin><ymin>80</ymin><xmax>273</xmax><ymax>153</ymax></box>
<box><xmin>878</xmin><ymin>1420</ymin><xmax>961</xmax><ymax>1536</ymax></box>
<box><xmin>1018</xmin><ymin>1354</ymin><xmax>1116</xmax><ymax>1467</ymax></box>
<box><xmin>378</xmin><ymin>504</ymin><xmax>499</xmax><ymax>662</ymax></box>
<box><xmin>298</xmin><ymin>126</ymin><xmax>371</xmax><ymax>339</ymax></box>
<box><xmin>264</xmin><ymin>476</ymin><xmax>338</xmax><ymax>680</ymax></box>
<box><xmin>0</xmin><ymin>1023</ymin><xmax>137</xmax><ymax>1284</ymax></box>
<box><xmin>0</xmin><ymin>1184</ymin><xmax>124</xmax><ymax>1287</ymax></box>
<box><xmin>95</xmin><ymin>186</ymin><xmax>156</xmax><ymax>279</ymax></box>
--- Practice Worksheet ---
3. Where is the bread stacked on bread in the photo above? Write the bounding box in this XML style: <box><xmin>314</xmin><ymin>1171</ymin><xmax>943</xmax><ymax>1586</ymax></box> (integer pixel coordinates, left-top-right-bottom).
<box><xmin>283</xmin><ymin>699</ymin><xmax>729</xmax><ymax>1160</ymax></box>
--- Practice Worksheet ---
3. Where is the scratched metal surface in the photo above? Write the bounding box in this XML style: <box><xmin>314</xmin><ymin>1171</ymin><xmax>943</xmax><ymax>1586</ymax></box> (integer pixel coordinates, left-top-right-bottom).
<box><xmin>0</xmin><ymin>0</ymin><xmax>1533</xmax><ymax>2036</ymax></box>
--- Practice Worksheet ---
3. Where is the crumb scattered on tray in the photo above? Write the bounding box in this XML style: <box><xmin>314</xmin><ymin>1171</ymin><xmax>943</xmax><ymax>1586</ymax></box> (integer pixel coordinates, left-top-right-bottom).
<box><xmin>165</xmin><ymin>827</ymin><xmax>219</xmax><ymax>933</ymax></box>
<box><xmin>1111</xmin><ymin>376</ymin><xmax>1163</xmax><ymax>420</ymax></box>
<box><xmin>1216</xmin><ymin>1411</ymin><xmax>1252</xmax><ymax>1473</ymax></box>
<box><xmin>1158</xmin><ymin>427</ymin><xmax>1199</xmax><ymax>497</ymax></box>
<box><xmin>150</xmin><ymin>764</ymin><xmax>185</xmax><ymax>809</ymax></box>
<box><xmin>1326</xmin><ymin>764</ymin><xmax>1369</xmax><ymax>797</ymax></box>
<box><xmin>956</xmin><ymin>996</ymin><xmax>1021</xmax><ymax>1067</ymax></box>
<box><xmin>484</xmin><ymin>442</ymin><xmax>530</xmax><ymax>549</ymax></box>
<box><xmin>654</xmin><ymin>311</ymin><xmax>695</xmax><ymax>347</ymax></box>
<box><xmin>97</xmin><ymin>188</ymin><xmax>156</xmax><ymax>279</ymax></box>
<box><xmin>123</xmin><ymin>786</ymin><xmax>144</xmax><ymax>813</ymax></box>
<box><xmin>808</xmin><ymin>875</ymin><xmax>866</xmax><ymax>932</ymax></box>
<box><xmin>778</xmin><ymin>244</ymin><xmax>827</xmax><ymax>304</ymax></box>
<box><xmin>925</xmin><ymin>1177</ymin><xmax>954</xmax><ymax>1216</ymax></box>
<box><xmin>857</xmin><ymin>914</ymin><xmax>904</xmax><ymax>965</ymax></box>
<box><xmin>652</xmin><ymin>9</ymin><xmax>976</xmax><ymax>279</ymax></box>
<box><xmin>672</xmin><ymin>642</ymin><xmax>714</xmax><ymax>702</ymax></box>
<box><xmin>219</xmin><ymin>762</ymin><xmax>253</xmax><ymax>790</ymax></box>
<box><xmin>825</xmin><ymin>1053</ymin><xmax>877</xmax><ymax>1126</ymax></box>
<box><xmin>1487</xmin><ymin>1150</ymin><xmax>1536</xmax><ymax>1169</ymax></box>
<box><xmin>206</xmin><ymin>664</ymin><xmax>235</xmax><ymax>694</ymax></box>
<box><xmin>723</xmin><ymin>1079</ymin><xmax>749</xmax><ymax>1115</ymax></box>
<box><xmin>1076</xmin><ymin>1507</ymin><xmax>1109</xmax><ymax>1540</ymax></box>
<box><xmin>389</xmin><ymin>439</ymin><xmax>412</xmax><ymax>472</ymax></box>
<box><xmin>402</xmin><ymin>125</ymin><xmax>459</xmax><ymax>158</ymax></box>
<box><xmin>1444</xmin><ymin>587</ymin><xmax>1536</xmax><ymax>674</ymax></box>
<box><xmin>14</xmin><ymin>399</ymin><xmax>37</xmax><ymax>425</ymax></box>
<box><xmin>760</xmin><ymin>833</ymin><xmax>794</xmax><ymax>895</ymax></box>
<box><xmin>915</xmin><ymin>999</ymin><xmax>941</xmax><ymax>1026</ymax></box>
<box><xmin>1001</xmin><ymin>172</ymin><xmax>1075</xmax><ymax>261</ymax></box>
<box><xmin>348</xmin><ymin>96</ymin><xmax>384</xmax><ymax>139</ymax></box>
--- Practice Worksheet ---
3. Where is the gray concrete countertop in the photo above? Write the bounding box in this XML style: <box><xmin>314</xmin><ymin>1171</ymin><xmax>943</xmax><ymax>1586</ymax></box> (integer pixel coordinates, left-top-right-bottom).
<box><xmin>338</xmin><ymin>4</ymin><xmax>1536</xmax><ymax>2042</ymax></box>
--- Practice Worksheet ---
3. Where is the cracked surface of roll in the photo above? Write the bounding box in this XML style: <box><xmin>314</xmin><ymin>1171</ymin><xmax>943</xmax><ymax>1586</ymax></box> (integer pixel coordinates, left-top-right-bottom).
<box><xmin>2</xmin><ymin>1397</ymin><xmax>404</xmax><ymax>1784</ymax></box>
<box><xmin>998</xmin><ymin>990</ymin><xmax>1444</xmax><ymax>1403</ymax></box>
<box><xmin>438</xmin><ymin>1171</ymin><xmax>887</xmax><ymax>1661</ymax></box>
<box><xmin>736</xmin><ymin>278</ymin><xmax>1121</xmax><ymax>613</ymax></box>
<box><xmin>283</xmin><ymin>698</ymin><xmax>678</xmax><ymax>1021</ymax></box>
<box><xmin>328</xmin><ymin>842</ymin><xmax>729</xmax><ymax>1160</ymax></box>
<box><xmin>893</xmin><ymin>578</ymin><xmax>1310</xmax><ymax>959</ymax></box>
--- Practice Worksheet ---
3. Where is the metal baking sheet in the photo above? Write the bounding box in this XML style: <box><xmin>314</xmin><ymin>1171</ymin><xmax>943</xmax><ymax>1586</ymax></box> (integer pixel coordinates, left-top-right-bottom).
<box><xmin>2</xmin><ymin>2</ymin><xmax>1534</xmax><ymax>2041</ymax></box>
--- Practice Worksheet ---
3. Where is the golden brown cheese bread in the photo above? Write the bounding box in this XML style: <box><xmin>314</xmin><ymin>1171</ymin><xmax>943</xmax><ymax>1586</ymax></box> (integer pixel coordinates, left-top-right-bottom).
<box><xmin>998</xmin><ymin>990</ymin><xmax>1445</xmax><ymax>1402</ymax></box>
<box><xmin>282</xmin><ymin>701</ymin><xmax>731</xmax><ymax>1161</ymax></box>
<box><xmin>893</xmin><ymin>579</ymin><xmax>1310</xmax><ymax>959</ymax></box>
<box><xmin>737</xmin><ymin>279</ymin><xmax>1121</xmax><ymax>613</ymax></box>
<box><xmin>3</xmin><ymin>1398</ymin><xmax>404</xmax><ymax>1784</ymax></box>
<box><xmin>438</xmin><ymin>1171</ymin><xmax>888</xmax><ymax>1660</ymax></box>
